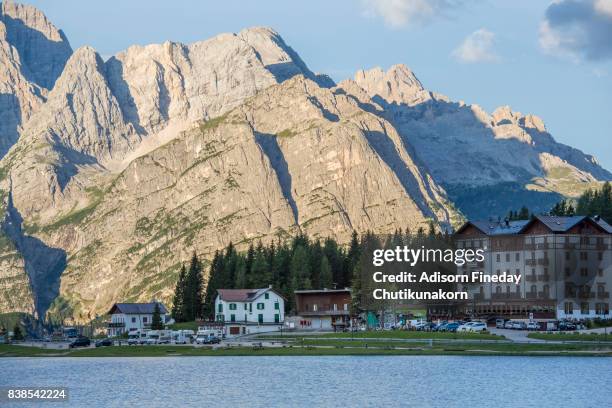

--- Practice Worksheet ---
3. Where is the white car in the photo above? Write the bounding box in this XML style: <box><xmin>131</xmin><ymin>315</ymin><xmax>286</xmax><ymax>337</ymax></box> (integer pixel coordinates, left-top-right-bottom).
<box><xmin>526</xmin><ymin>321</ymin><xmax>541</xmax><ymax>331</ymax></box>
<box><xmin>457</xmin><ymin>322</ymin><xmax>476</xmax><ymax>332</ymax></box>
<box><xmin>467</xmin><ymin>322</ymin><xmax>487</xmax><ymax>332</ymax></box>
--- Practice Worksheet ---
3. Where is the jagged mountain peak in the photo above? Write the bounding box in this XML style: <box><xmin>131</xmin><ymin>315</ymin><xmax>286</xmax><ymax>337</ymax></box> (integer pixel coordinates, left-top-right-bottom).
<box><xmin>353</xmin><ymin>64</ymin><xmax>432</xmax><ymax>107</ymax></box>
<box><xmin>0</xmin><ymin>0</ymin><xmax>71</xmax><ymax>89</ymax></box>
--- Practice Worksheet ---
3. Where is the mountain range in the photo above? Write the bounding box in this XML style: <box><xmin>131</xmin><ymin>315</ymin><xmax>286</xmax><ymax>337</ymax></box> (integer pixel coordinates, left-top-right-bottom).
<box><xmin>0</xmin><ymin>1</ymin><xmax>609</xmax><ymax>322</ymax></box>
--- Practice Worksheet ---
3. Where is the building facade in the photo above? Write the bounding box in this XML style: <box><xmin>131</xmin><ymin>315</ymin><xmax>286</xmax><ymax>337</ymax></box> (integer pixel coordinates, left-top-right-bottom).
<box><xmin>293</xmin><ymin>288</ymin><xmax>352</xmax><ymax>330</ymax></box>
<box><xmin>454</xmin><ymin>215</ymin><xmax>612</xmax><ymax>320</ymax></box>
<box><xmin>107</xmin><ymin>302</ymin><xmax>168</xmax><ymax>336</ymax></box>
<box><xmin>215</xmin><ymin>286</ymin><xmax>285</xmax><ymax>336</ymax></box>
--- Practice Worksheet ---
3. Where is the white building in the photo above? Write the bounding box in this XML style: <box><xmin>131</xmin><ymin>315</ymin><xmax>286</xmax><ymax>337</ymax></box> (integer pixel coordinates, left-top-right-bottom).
<box><xmin>215</xmin><ymin>286</ymin><xmax>285</xmax><ymax>336</ymax></box>
<box><xmin>107</xmin><ymin>302</ymin><xmax>168</xmax><ymax>337</ymax></box>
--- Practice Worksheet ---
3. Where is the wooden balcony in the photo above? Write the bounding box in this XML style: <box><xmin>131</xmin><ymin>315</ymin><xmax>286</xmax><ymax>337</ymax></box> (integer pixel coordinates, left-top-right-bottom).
<box><xmin>597</xmin><ymin>292</ymin><xmax>610</xmax><ymax>299</ymax></box>
<box><xmin>578</xmin><ymin>292</ymin><xmax>596</xmax><ymax>299</ymax></box>
<box><xmin>107</xmin><ymin>322</ymin><xmax>125</xmax><ymax>328</ymax></box>
<box><xmin>537</xmin><ymin>274</ymin><xmax>551</xmax><ymax>281</ymax></box>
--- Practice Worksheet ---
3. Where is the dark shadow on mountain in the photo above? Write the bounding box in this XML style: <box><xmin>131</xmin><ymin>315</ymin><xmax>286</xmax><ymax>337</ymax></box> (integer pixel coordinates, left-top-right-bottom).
<box><xmin>445</xmin><ymin>183</ymin><xmax>563</xmax><ymax>221</ymax></box>
<box><xmin>155</xmin><ymin>62</ymin><xmax>171</xmax><ymax>123</ymax></box>
<box><xmin>254</xmin><ymin>132</ymin><xmax>299</xmax><ymax>222</ymax></box>
<box><xmin>307</xmin><ymin>96</ymin><xmax>339</xmax><ymax>122</ymax></box>
<box><xmin>363</xmin><ymin>130</ymin><xmax>435</xmax><ymax>219</ymax></box>
<box><xmin>0</xmin><ymin>93</ymin><xmax>21</xmax><ymax>159</ymax></box>
<box><xmin>1</xmin><ymin>190</ymin><xmax>66</xmax><ymax>319</ymax></box>
<box><xmin>104</xmin><ymin>57</ymin><xmax>146</xmax><ymax>134</ymax></box>
<box><xmin>48</xmin><ymin>133</ymin><xmax>100</xmax><ymax>191</ymax></box>
<box><xmin>2</xmin><ymin>14</ymin><xmax>72</xmax><ymax>89</ymax></box>
<box><xmin>343</xmin><ymin>90</ymin><xmax>611</xmax><ymax>221</ymax></box>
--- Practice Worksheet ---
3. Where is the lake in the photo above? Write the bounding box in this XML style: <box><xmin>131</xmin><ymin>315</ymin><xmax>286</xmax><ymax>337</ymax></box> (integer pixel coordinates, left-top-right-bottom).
<box><xmin>2</xmin><ymin>356</ymin><xmax>611</xmax><ymax>407</ymax></box>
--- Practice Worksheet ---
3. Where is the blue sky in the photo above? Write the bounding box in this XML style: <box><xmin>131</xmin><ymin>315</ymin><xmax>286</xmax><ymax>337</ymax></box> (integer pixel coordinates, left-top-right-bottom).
<box><xmin>29</xmin><ymin>0</ymin><xmax>612</xmax><ymax>170</ymax></box>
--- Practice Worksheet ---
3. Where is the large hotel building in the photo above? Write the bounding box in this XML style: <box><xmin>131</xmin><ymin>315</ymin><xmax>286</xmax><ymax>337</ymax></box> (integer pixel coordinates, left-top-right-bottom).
<box><xmin>454</xmin><ymin>215</ymin><xmax>612</xmax><ymax>320</ymax></box>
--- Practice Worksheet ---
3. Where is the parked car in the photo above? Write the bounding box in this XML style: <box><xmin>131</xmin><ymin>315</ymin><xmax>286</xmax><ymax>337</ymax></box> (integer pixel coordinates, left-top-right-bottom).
<box><xmin>443</xmin><ymin>322</ymin><xmax>460</xmax><ymax>332</ymax></box>
<box><xmin>457</xmin><ymin>322</ymin><xmax>476</xmax><ymax>332</ymax></box>
<box><xmin>467</xmin><ymin>322</ymin><xmax>487</xmax><ymax>332</ymax></box>
<box><xmin>95</xmin><ymin>338</ymin><xmax>113</xmax><ymax>347</ymax></box>
<box><xmin>496</xmin><ymin>319</ymin><xmax>507</xmax><ymax>329</ymax></box>
<box><xmin>69</xmin><ymin>336</ymin><xmax>91</xmax><ymax>348</ymax></box>
<box><xmin>205</xmin><ymin>335</ymin><xmax>221</xmax><ymax>344</ymax></box>
<box><xmin>195</xmin><ymin>334</ymin><xmax>210</xmax><ymax>345</ymax></box>
<box><xmin>558</xmin><ymin>321</ymin><xmax>577</xmax><ymax>331</ymax></box>
<box><xmin>526</xmin><ymin>321</ymin><xmax>541</xmax><ymax>331</ymax></box>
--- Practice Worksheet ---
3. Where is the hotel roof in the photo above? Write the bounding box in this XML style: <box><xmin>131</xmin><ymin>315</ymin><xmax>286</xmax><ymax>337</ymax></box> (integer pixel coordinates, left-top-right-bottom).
<box><xmin>456</xmin><ymin>215</ymin><xmax>612</xmax><ymax>236</ymax></box>
<box><xmin>108</xmin><ymin>302</ymin><xmax>168</xmax><ymax>315</ymax></box>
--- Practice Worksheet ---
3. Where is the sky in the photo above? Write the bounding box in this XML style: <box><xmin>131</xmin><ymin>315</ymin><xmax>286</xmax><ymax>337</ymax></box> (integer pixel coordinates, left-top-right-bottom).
<box><xmin>28</xmin><ymin>0</ymin><xmax>612</xmax><ymax>170</ymax></box>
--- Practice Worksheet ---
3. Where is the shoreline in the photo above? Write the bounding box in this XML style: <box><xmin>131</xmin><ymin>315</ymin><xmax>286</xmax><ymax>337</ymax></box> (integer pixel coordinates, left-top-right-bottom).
<box><xmin>1</xmin><ymin>344</ymin><xmax>611</xmax><ymax>358</ymax></box>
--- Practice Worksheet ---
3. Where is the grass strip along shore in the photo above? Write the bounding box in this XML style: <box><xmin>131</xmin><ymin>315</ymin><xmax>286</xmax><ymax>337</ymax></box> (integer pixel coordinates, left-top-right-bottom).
<box><xmin>2</xmin><ymin>339</ymin><xmax>611</xmax><ymax>357</ymax></box>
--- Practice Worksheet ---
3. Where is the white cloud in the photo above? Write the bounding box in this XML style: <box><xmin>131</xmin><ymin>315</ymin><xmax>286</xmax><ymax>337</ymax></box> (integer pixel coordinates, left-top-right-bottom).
<box><xmin>452</xmin><ymin>29</ymin><xmax>500</xmax><ymax>63</ymax></box>
<box><xmin>539</xmin><ymin>0</ymin><xmax>612</xmax><ymax>62</ymax></box>
<box><xmin>361</xmin><ymin>0</ymin><xmax>463</xmax><ymax>28</ymax></box>
<box><xmin>594</xmin><ymin>0</ymin><xmax>612</xmax><ymax>18</ymax></box>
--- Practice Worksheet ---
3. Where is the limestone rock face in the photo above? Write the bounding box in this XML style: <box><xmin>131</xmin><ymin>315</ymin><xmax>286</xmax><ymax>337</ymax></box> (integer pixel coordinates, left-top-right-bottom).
<box><xmin>340</xmin><ymin>65</ymin><xmax>611</xmax><ymax>218</ymax></box>
<box><xmin>40</xmin><ymin>75</ymin><xmax>455</xmax><ymax>321</ymax></box>
<box><xmin>0</xmin><ymin>1</ymin><xmax>72</xmax><ymax>89</ymax></box>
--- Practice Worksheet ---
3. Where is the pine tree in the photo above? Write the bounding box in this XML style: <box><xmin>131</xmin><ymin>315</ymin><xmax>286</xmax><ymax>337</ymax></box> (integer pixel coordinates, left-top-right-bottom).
<box><xmin>183</xmin><ymin>252</ymin><xmax>204</xmax><ymax>321</ymax></box>
<box><xmin>203</xmin><ymin>251</ymin><xmax>223</xmax><ymax>319</ymax></box>
<box><xmin>319</xmin><ymin>255</ymin><xmax>333</xmax><ymax>289</ymax></box>
<box><xmin>171</xmin><ymin>264</ymin><xmax>187</xmax><ymax>322</ymax></box>
<box><xmin>13</xmin><ymin>324</ymin><xmax>23</xmax><ymax>341</ymax></box>
<box><xmin>290</xmin><ymin>245</ymin><xmax>312</xmax><ymax>290</ymax></box>
<box><xmin>151</xmin><ymin>303</ymin><xmax>164</xmax><ymax>330</ymax></box>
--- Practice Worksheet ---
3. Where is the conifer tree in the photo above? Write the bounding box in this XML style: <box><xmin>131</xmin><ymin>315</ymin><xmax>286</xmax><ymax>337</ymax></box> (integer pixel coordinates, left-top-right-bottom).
<box><xmin>151</xmin><ymin>303</ymin><xmax>164</xmax><ymax>330</ymax></box>
<box><xmin>320</xmin><ymin>255</ymin><xmax>333</xmax><ymax>289</ymax></box>
<box><xmin>171</xmin><ymin>264</ymin><xmax>187</xmax><ymax>322</ymax></box>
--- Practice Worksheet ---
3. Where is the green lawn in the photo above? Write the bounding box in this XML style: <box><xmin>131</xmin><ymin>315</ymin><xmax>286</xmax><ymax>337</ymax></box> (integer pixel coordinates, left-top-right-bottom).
<box><xmin>528</xmin><ymin>332</ymin><xmax>612</xmax><ymax>342</ymax></box>
<box><xmin>260</xmin><ymin>330</ymin><xmax>504</xmax><ymax>341</ymax></box>
<box><xmin>3</xmin><ymin>342</ymin><xmax>610</xmax><ymax>358</ymax></box>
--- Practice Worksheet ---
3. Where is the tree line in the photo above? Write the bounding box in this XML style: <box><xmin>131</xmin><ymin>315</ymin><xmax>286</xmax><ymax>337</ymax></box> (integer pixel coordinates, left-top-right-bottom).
<box><xmin>201</xmin><ymin>232</ymin><xmax>362</xmax><ymax>318</ymax></box>
<box><xmin>550</xmin><ymin>181</ymin><xmax>612</xmax><ymax>223</ymax></box>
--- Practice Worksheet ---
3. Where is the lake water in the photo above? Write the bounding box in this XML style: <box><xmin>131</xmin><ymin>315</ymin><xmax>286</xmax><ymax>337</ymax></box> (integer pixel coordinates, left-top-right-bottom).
<box><xmin>2</xmin><ymin>356</ymin><xmax>611</xmax><ymax>407</ymax></box>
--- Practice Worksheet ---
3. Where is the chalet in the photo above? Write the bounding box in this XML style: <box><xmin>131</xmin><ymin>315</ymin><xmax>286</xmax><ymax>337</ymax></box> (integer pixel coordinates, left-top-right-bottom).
<box><xmin>106</xmin><ymin>302</ymin><xmax>168</xmax><ymax>337</ymax></box>
<box><xmin>215</xmin><ymin>286</ymin><xmax>285</xmax><ymax>336</ymax></box>
<box><xmin>454</xmin><ymin>215</ymin><xmax>612</xmax><ymax>320</ymax></box>
<box><xmin>293</xmin><ymin>288</ymin><xmax>352</xmax><ymax>330</ymax></box>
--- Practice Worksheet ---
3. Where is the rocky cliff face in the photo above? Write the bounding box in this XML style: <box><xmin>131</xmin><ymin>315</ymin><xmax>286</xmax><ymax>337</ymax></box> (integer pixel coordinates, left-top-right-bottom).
<box><xmin>340</xmin><ymin>65</ymin><xmax>611</xmax><ymax>219</ymax></box>
<box><xmin>0</xmin><ymin>1</ymin><xmax>72</xmax><ymax>158</ymax></box>
<box><xmin>0</xmin><ymin>3</ymin><xmax>609</xmax><ymax>322</ymax></box>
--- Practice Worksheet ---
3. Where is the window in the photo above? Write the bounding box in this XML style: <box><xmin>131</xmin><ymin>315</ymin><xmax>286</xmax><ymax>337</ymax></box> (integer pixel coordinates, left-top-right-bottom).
<box><xmin>218</xmin><ymin>303</ymin><xmax>223</xmax><ymax>313</ymax></box>
<box><xmin>257</xmin><ymin>303</ymin><xmax>265</xmax><ymax>310</ymax></box>
<box><xmin>580</xmin><ymin>252</ymin><xmax>588</xmax><ymax>261</ymax></box>
<box><xmin>580</xmin><ymin>268</ymin><xmax>588</xmax><ymax>277</ymax></box>
<box><xmin>249</xmin><ymin>303</ymin><xmax>252</xmax><ymax>313</ymax></box>
<box><xmin>313</xmin><ymin>304</ymin><xmax>318</xmax><ymax>312</ymax></box>
<box><xmin>132</xmin><ymin>317</ymin><xmax>136</xmax><ymax>323</ymax></box>
<box><xmin>564</xmin><ymin>302</ymin><xmax>573</xmax><ymax>314</ymax></box>
<box><xmin>265</xmin><ymin>293</ymin><xmax>270</xmax><ymax>299</ymax></box>
<box><xmin>333</xmin><ymin>304</ymin><xmax>338</xmax><ymax>311</ymax></box>
<box><xmin>565</xmin><ymin>251</ymin><xmax>570</xmax><ymax>260</ymax></box>
<box><xmin>274</xmin><ymin>302</ymin><xmax>280</xmax><ymax>310</ymax></box>
<box><xmin>565</xmin><ymin>267</ymin><xmax>571</xmax><ymax>277</ymax></box>
<box><xmin>258</xmin><ymin>314</ymin><xmax>264</xmax><ymax>324</ymax></box>
<box><xmin>505</xmin><ymin>253</ymin><xmax>510</xmax><ymax>262</ymax></box>
<box><xmin>230</xmin><ymin>314</ymin><xmax>236</xmax><ymax>322</ymax></box>
<box><xmin>598</xmin><ymin>252</ymin><xmax>603</xmax><ymax>261</ymax></box>
<box><xmin>599</xmin><ymin>268</ymin><xmax>604</xmax><ymax>277</ymax></box>
<box><xmin>530</xmin><ymin>285</ymin><xmax>537</xmax><ymax>294</ymax></box>
<box><xmin>515</xmin><ymin>253</ymin><xmax>520</xmax><ymax>261</ymax></box>
<box><xmin>596</xmin><ymin>303</ymin><xmax>609</xmax><ymax>315</ymax></box>
<box><xmin>244</xmin><ymin>303</ymin><xmax>248</xmax><ymax>310</ymax></box>
<box><xmin>496</xmin><ymin>254</ymin><xmax>500</xmax><ymax>262</ymax></box>
<box><xmin>274</xmin><ymin>314</ymin><xmax>280</xmax><ymax>323</ymax></box>
<box><xmin>580</xmin><ymin>302</ymin><xmax>590</xmax><ymax>314</ymax></box>
<box><xmin>343</xmin><ymin>304</ymin><xmax>349</xmax><ymax>311</ymax></box>
<box><xmin>229</xmin><ymin>303</ymin><xmax>237</xmax><ymax>310</ymax></box>
<box><xmin>143</xmin><ymin>317</ymin><xmax>147</xmax><ymax>323</ymax></box>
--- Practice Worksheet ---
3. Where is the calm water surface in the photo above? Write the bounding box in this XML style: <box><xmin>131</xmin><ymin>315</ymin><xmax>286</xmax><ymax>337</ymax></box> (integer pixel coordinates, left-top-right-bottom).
<box><xmin>2</xmin><ymin>356</ymin><xmax>611</xmax><ymax>407</ymax></box>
